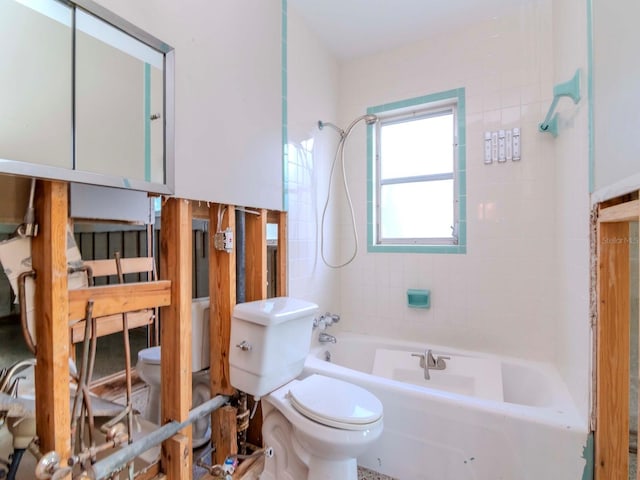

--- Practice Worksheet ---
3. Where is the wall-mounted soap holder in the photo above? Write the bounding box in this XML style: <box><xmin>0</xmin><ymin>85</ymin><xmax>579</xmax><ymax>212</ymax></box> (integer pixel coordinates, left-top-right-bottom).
<box><xmin>407</xmin><ymin>289</ymin><xmax>430</xmax><ymax>309</ymax></box>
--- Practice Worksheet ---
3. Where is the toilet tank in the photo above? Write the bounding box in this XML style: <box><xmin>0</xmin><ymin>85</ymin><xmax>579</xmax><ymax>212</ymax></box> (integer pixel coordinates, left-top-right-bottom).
<box><xmin>229</xmin><ymin>297</ymin><xmax>318</xmax><ymax>398</ymax></box>
<box><xmin>192</xmin><ymin>297</ymin><xmax>210</xmax><ymax>372</ymax></box>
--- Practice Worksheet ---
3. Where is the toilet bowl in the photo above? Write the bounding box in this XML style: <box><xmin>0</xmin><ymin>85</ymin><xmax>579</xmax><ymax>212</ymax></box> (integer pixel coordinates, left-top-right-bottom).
<box><xmin>229</xmin><ymin>297</ymin><xmax>384</xmax><ymax>480</ymax></box>
<box><xmin>261</xmin><ymin>375</ymin><xmax>383</xmax><ymax>480</ymax></box>
<box><xmin>136</xmin><ymin>297</ymin><xmax>212</xmax><ymax>448</ymax></box>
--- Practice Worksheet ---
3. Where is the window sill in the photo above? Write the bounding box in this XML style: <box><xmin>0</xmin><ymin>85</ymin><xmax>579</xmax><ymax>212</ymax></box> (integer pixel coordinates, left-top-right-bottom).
<box><xmin>367</xmin><ymin>243</ymin><xmax>466</xmax><ymax>254</ymax></box>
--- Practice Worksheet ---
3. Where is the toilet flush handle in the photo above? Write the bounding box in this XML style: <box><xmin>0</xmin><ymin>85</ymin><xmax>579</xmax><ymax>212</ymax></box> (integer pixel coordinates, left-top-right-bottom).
<box><xmin>235</xmin><ymin>341</ymin><xmax>252</xmax><ymax>352</ymax></box>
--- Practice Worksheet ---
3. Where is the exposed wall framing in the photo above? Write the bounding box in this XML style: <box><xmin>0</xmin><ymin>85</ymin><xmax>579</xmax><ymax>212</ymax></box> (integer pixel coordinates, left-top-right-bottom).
<box><xmin>27</xmin><ymin>183</ymin><xmax>287</xmax><ymax>479</ymax></box>
<box><xmin>595</xmin><ymin>194</ymin><xmax>639</xmax><ymax>479</ymax></box>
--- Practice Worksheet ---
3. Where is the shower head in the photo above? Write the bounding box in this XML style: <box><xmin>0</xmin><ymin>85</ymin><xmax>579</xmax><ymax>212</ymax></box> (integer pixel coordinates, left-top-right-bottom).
<box><xmin>364</xmin><ymin>114</ymin><xmax>378</xmax><ymax>125</ymax></box>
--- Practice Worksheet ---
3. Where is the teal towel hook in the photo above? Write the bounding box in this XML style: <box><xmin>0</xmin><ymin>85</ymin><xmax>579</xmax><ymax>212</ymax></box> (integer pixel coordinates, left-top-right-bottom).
<box><xmin>538</xmin><ymin>69</ymin><xmax>581</xmax><ymax>137</ymax></box>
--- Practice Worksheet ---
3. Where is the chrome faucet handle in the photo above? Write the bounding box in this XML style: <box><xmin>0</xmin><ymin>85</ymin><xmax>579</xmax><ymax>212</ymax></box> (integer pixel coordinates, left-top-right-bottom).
<box><xmin>326</xmin><ymin>312</ymin><xmax>340</xmax><ymax>323</ymax></box>
<box><xmin>235</xmin><ymin>340</ymin><xmax>252</xmax><ymax>352</ymax></box>
<box><xmin>435</xmin><ymin>355</ymin><xmax>450</xmax><ymax>369</ymax></box>
<box><xmin>411</xmin><ymin>353</ymin><xmax>426</xmax><ymax>369</ymax></box>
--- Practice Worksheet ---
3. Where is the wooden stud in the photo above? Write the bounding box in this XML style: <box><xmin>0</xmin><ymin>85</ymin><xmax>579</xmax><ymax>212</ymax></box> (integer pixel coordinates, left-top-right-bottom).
<box><xmin>32</xmin><ymin>181</ymin><xmax>71</xmax><ymax>457</ymax></box>
<box><xmin>209</xmin><ymin>204</ymin><xmax>236</xmax><ymax>396</ymax></box>
<box><xmin>68</xmin><ymin>281</ymin><xmax>170</xmax><ymax>321</ymax></box>
<box><xmin>596</xmin><ymin>220</ymin><xmax>630</xmax><ymax>480</ymax></box>
<box><xmin>161</xmin><ymin>433</ymin><xmax>190</xmax><ymax>480</ymax></box>
<box><xmin>276</xmin><ymin>211</ymin><xmax>288</xmax><ymax>297</ymax></box>
<box><xmin>245</xmin><ymin>209</ymin><xmax>267</xmax><ymax>302</ymax></box>
<box><xmin>211</xmin><ymin>405</ymin><xmax>238</xmax><ymax>465</ymax></box>
<box><xmin>159</xmin><ymin>198</ymin><xmax>193</xmax><ymax>479</ymax></box>
<box><xmin>599</xmin><ymin>199</ymin><xmax>640</xmax><ymax>223</ymax></box>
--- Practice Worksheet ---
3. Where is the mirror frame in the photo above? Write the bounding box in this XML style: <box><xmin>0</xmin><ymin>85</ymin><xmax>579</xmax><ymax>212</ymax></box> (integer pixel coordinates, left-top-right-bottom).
<box><xmin>0</xmin><ymin>0</ymin><xmax>175</xmax><ymax>194</ymax></box>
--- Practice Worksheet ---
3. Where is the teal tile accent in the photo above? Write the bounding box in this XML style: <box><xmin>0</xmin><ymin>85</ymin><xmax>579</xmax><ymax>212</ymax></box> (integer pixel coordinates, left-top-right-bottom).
<box><xmin>581</xmin><ymin>432</ymin><xmax>594</xmax><ymax>480</ymax></box>
<box><xmin>281</xmin><ymin>0</ymin><xmax>288</xmax><ymax>211</ymax></box>
<box><xmin>367</xmin><ymin>88</ymin><xmax>467</xmax><ymax>255</ymax></box>
<box><xmin>586</xmin><ymin>0</ymin><xmax>594</xmax><ymax>193</ymax></box>
<box><xmin>407</xmin><ymin>289</ymin><xmax>430</xmax><ymax>309</ymax></box>
<box><xmin>144</xmin><ymin>63</ymin><xmax>151</xmax><ymax>182</ymax></box>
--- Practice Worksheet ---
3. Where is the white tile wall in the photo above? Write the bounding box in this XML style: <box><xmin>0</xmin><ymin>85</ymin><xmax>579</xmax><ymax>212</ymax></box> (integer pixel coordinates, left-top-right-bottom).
<box><xmin>335</xmin><ymin>0</ymin><xmax>560</xmax><ymax>362</ymax></box>
<box><xmin>551</xmin><ymin>0</ymin><xmax>591</xmax><ymax>422</ymax></box>
<box><xmin>286</xmin><ymin>7</ymin><xmax>341</xmax><ymax>309</ymax></box>
<box><xmin>288</xmin><ymin>0</ymin><xmax>591</xmax><ymax>424</ymax></box>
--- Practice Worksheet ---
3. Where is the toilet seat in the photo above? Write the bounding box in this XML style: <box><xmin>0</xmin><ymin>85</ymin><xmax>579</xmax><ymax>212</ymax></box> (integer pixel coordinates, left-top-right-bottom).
<box><xmin>287</xmin><ymin>375</ymin><xmax>382</xmax><ymax>431</ymax></box>
<box><xmin>138</xmin><ymin>346</ymin><xmax>161</xmax><ymax>365</ymax></box>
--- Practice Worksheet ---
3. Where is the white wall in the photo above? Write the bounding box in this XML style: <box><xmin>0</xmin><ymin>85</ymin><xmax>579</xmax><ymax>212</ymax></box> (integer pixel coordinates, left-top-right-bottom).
<box><xmin>286</xmin><ymin>7</ymin><xmax>341</xmax><ymax>308</ymax></box>
<box><xmin>592</xmin><ymin>0</ymin><xmax>640</xmax><ymax>195</ymax></box>
<box><xmin>551</xmin><ymin>0</ymin><xmax>591</xmax><ymax>423</ymax></box>
<box><xmin>94</xmin><ymin>0</ymin><xmax>283</xmax><ymax>210</ymax></box>
<box><xmin>335</xmin><ymin>1</ymin><xmax>560</xmax><ymax>362</ymax></box>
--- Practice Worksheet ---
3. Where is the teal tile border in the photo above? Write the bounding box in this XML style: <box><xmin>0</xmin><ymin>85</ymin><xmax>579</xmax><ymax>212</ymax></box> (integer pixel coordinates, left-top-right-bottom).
<box><xmin>144</xmin><ymin>63</ymin><xmax>151</xmax><ymax>182</ymax></box>
<box><xmin>281</xmin><ymin>0</ymin><xmax>288</xmax><ymax>211</ymax></box>
<box><xmin>586</xmin><ymin>0</ymin><xmax>594</xmax><ymax>193</ymax></box>
<box><xmin>366</xmin><ymin>88</ymin><xmax>467</xmax><ymax>255</ymax></box>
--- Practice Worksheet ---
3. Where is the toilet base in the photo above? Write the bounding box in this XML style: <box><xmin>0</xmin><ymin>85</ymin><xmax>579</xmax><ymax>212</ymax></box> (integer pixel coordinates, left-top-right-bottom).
<box><xmin>260</xmin><ymin>409</ymin><xmax>359</xmax><ymax>480</ymax></box>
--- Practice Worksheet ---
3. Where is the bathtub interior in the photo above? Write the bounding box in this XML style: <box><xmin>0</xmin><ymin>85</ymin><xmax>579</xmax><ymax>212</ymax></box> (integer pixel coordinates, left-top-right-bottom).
<box><xmin>310</xmin><ymin>332</ymin><xmax>577</xmax><ymax>410</ymax></box>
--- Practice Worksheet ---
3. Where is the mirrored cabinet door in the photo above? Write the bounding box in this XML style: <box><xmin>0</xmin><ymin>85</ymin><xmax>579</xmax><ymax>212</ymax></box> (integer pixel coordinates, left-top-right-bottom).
<box><xmin>75</xmin><ymin>9</ymin><xmax>165</xmax><ymax>185</ymax></box>
<box><xmin>0</xmin><ymin>0</ymin><xmax>72</xmax><ymax>169</ymax></box>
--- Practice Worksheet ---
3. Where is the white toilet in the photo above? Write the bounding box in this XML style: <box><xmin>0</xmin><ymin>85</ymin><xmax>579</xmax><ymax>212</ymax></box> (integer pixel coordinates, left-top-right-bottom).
<box><xmin>229</xmin><ymin>297</ymin><xmax>383</xmax><ymax>480</ymax></box>
<box><xmin>136</xmin><ymin>297</ymin><xmax>212</xmax><ymax>448</ymax></box>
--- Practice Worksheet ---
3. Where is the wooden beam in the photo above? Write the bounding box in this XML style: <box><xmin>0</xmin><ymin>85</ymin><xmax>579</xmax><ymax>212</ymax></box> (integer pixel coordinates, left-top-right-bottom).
<box><xmin>596</xmin><ymin>221</ymin><xmax>630</xmax><ymax>480</ymax></box>
<box><xmin>276</xmin><ymin>211</ymin><xmax>287</xmax><ymax>297</ymax></box>
<box><xmin>159</xmin><ymin>198</ymin><xmax>193</xmax><ymax>479</ymax></box>
<box><xmin>68</xmin><ymin>281</ymin><xmax>170</xmax><ymax>321</ymax></box>
<box><xmin>245</xmin><ymin>209</ymin><xmax>267</xmax><ymax>302</ymax></box>
<box><xmin>70</xmin><ymin>310</ymin><xmax>154</xmax><ymax>344</ymax></box>
<box><xmin>209</xmin><ymin>204</ymin><xmax>236</xmax><ymax>396</ymax></box>
<box><xmin>161</xmin><ymin>433</ymin><xmax>190</xmax><ymax>480</ymax></box>
<box><xmin>211</xmin><ymin>405</ymin><xmax>238</xmax><ymax>465</ymax></box>
<box><xmin>599</xmin><ymin>199</ymin><xmax>640</xmax><ymax>223</ymax></box>
<box><xmin>32</xmin><ymin>181</ymin><xmax>71</xmax><ymax>457</ymax></box>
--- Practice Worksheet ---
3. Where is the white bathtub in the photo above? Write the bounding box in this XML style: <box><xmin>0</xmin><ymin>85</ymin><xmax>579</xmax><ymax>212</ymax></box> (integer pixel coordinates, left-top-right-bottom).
<box><xmin>302</xmin><ymin>332</ymin><xmax>589</xmax><ymax>480</ymax></box>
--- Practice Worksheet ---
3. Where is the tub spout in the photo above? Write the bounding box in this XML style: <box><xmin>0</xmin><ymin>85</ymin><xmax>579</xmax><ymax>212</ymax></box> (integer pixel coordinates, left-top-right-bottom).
<box><xmin>318</xmin><ymin>333</ymin><xmax>337</xmax><ymax>344</ymax></box>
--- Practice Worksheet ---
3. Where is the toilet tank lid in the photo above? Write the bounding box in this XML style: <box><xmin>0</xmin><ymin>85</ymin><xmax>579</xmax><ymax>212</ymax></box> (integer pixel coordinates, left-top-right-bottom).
<box><xmin>233</xmin><ymin>297</ymin><xmax>318</xmax><ymax>326</ymax></box>
<box><xmin>138</xmin><ymin>346</ymin><xmax>161</xmax><ymax>365</ymax></box>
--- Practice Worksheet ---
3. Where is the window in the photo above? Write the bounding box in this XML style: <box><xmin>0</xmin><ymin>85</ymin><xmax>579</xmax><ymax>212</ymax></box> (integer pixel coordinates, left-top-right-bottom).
<box><xmin>367</xmin><ymin>88</ymin><xmax>466</xmax><ymax>253</ymax></box>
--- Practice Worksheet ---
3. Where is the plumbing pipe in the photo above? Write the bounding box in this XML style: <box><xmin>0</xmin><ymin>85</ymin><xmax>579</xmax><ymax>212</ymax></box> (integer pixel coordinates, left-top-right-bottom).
<box><xmin>82</xmin><ymin>394</ymin><xmax>230</xmax><ymax>480</ymax></box>
<box><xmin>17</xmin><ymin>270</ymin><xmax>37</xmax><ymax>355</ymax></box>
<box><xmin>235</xmin><ymin>210</ymin><xmax>246</xmax><ymax>303</ymax></box>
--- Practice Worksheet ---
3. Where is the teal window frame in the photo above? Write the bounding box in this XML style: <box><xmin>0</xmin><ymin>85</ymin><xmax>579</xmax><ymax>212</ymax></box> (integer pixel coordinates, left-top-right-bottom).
<box><xmin>367</xmin><ymin>88</ymin><xmax>466</xmax><ymax>254</ymax></box>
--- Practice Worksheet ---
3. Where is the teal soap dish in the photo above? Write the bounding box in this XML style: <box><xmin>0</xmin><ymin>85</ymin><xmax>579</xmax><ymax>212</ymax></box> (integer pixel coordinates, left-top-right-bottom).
<box><xmin>407</xmin><ymin>289</ymin><xmax>430</xmax><ymax>309</ymax></box>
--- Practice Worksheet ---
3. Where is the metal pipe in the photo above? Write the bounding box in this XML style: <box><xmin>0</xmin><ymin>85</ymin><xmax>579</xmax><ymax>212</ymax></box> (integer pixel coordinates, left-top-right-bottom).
<box><xmin>84</xmin><ymin>394</ymin><xmax>230</xmax><ymax>480</ymax></box>
<box><xmin>235</xmin><ymin>209</ymin><xmax>246</xmax><ymax>304</ymax></box>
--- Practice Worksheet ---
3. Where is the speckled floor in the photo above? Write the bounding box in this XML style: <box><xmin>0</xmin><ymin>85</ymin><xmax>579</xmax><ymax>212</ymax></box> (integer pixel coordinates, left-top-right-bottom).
<box><xmin>357</xmin><ymin>465</ymin><xmax>398</xmax><ymax>479</ymax></box>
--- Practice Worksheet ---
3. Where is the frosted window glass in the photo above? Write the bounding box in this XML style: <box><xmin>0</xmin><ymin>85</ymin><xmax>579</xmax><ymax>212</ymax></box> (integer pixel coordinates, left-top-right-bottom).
<box><xmin>381</xmin><ymin>180</ymin><xmax>454</xmax><ymax>239</ymax></box>
<box><xmin>380</xmin><ymin>113</ymin><xmax>453</xmax><ymax>180</ymax></box>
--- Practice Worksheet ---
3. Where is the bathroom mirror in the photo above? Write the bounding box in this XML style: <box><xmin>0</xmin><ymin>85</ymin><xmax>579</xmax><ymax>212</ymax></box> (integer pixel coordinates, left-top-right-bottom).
<box><xmin>0</xmin><ymin>0</ymin><xmax>73</xmax><ymax>170</ymax></box>
<box><xmin>0</xmin><ymin>0</ymin><xmax>174</xmax><ymax>194</ymax></box>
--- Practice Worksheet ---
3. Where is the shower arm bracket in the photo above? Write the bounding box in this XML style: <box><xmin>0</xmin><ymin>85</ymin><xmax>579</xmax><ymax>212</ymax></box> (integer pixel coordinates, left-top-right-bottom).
<box><xmin>538</xmin><ymin>69</ymin><xmax>581</xmax><ymax>137</ymax></box>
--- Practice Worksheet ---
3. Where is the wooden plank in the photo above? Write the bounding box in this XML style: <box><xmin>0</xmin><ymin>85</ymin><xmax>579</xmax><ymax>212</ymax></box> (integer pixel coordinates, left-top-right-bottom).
<box><xmin>209</xmin><ymin>204</ymin><xmax>236</xmax><ymax>396</ymax></box>
<box><xmin>161</xmin><ymin>433</ymin><xmax>191</xmax><ymax>480</ymax></box>
<box><xmin>68</xmin><ymin>281</ymin><xmax>170</xmax><ymax>321</ymax></box>
<box><xmin>159</xmin><ymin>198</ymin><xmax>193</xmax><ymax>479</ymax></box>
<box><xmin>32</xmin><ymin>180</ymin><xmax>71</xmax><ymax>457</ymax></box>
<box><xmin>276</xmin><ymin>211</ymin><xmax>287</xmax><ymax>297</ymax></box>
<box><xmin>212</xmin><ymin>405</ymin><xmax>238</xmax><ymax>465</ymax></box>
<box><xmin>245</xmin><ymin>209</ymin><xmax>267</xmax><ymax>302</ymax></box>
<box><xmin>596</xmin><ymin>221</ymin><xmax>630</xmax><ymax>480</ymax></box>
<box><xmin>599</xmin><ymin>199</ymin><xmax>640</xmax><ymax>223</ymax></box>
<box><xmin>84</xmin><ymin>257</ymin><xmax>154</xmax><ymax>278</ymax></box>
<box><xmin>70</xmin><ymin>310</ymin><xmax>154</xmax><ymax>343</ymax></box>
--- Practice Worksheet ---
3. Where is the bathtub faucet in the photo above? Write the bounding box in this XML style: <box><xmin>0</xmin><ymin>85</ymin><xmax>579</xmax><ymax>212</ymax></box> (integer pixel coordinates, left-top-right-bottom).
<box><xmin>313</xmin><ymin>312</ymin><xmax>340</xmax><ymax>330</ymax></box>
<box><xmin>318</xmin><ymin>333</ymin><xmax>337</xmax><ymax>344</ymax></box>
<box><xmin>411</xmin><ymin>349</ymin><xmax>450</xmax><ymax>380</ymax></box>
